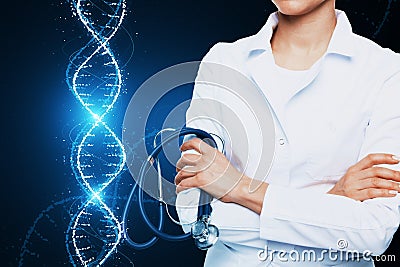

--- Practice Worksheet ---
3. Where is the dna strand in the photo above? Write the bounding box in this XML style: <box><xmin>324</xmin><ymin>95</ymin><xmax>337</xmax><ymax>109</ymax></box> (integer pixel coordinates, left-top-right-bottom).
<box><xmin>65</xmin><ymin>0</ymin><xmax>127</xmax><ymax>266</ymax></box>
<box><xmin>373</xmin><ymin>0</ymin><xmax>397</xmax><ymax>38</ymax></box>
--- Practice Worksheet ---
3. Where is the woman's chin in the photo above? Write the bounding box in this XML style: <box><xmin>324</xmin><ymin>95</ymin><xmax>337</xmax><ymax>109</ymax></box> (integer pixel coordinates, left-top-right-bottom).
<box><xmin>278</xmin><ymin>5</ymin><xmax>316</xmax><ymax>16</ymax></box>
<box><xmin>273</xmin><ymin>0</ymin><xmax>329</xmax><ymax>16</ymax></box>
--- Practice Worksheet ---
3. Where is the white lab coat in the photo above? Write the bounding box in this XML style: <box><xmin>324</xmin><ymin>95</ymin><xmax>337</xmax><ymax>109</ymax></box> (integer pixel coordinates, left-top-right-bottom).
<box><xmin>177</xmin><ymin>10</ymin><xmax>400</xmax><ymax>266</ymax></box>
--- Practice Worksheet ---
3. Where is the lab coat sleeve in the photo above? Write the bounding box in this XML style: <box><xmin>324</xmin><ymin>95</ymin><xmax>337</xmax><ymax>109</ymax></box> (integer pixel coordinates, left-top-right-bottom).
<box><xmin>175</xmin><ymin>44</ymin><xmax>227</xmax><ymax>233</ymax></box>
<box><xmin>184</xmin><ymin>62</ymin><xmax>226</xmax><ymax>146</ymax></box>
<box><xmin>259</xmin><ymin>71</ymin><xmax>400</xmax><ymax>255</ymax></box>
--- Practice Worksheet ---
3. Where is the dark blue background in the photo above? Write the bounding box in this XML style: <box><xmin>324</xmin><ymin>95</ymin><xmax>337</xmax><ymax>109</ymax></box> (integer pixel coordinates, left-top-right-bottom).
<box><xmin>2</xmin><ymin>0</ymin><xmax>400</xmax><ymax>266</ymax></box>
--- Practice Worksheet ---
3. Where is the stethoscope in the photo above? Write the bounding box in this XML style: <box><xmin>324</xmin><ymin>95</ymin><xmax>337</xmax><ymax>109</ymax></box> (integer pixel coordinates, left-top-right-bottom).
<box><xmin>122</xmin><ymin>127</ymin><xmax>221</xmax><ymax>250</ymax></box>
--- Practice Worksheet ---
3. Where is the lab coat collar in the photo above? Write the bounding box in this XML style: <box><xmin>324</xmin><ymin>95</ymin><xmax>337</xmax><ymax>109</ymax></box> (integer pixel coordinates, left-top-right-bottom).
<box><xmin>327</xmin><ymin>10</ymin><xmax>355</xmax><ymax>57</ymax></box>
<box><xmin>247</xmin><ymin>10</ymin><xmax>355</xmax><ymax>58</ymax></box>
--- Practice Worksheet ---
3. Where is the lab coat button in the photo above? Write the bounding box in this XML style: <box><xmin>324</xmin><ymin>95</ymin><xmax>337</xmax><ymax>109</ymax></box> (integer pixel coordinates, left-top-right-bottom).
<box><xmin>279</xmin><ymin>138</ymin><xmax>285</xmax><ymax>145</ymax></box>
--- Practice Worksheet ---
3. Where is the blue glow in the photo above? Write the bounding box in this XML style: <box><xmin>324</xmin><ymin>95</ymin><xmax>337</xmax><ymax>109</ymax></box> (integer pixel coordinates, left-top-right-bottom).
<box><xmin>65</xmin><ymin>0</ymin><xmax>127</xmax><ymax>266</ymax></box>
<box><xmin>13</xmin><ymin>1</ymin><xmax>399</xmax><ymax>266</ymax></box>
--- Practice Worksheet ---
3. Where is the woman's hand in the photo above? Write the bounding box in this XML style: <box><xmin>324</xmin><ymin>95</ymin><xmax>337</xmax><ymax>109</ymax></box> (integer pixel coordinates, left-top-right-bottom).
<box><xmin>328</xmin><ymin>154</ymin><xmax>400</xmax><ymax>201</ymax></box>
<box><xmin>175</xmin><ymin>138</ymin><xmax>268</xmax><ymax>213</ymax></box>
<box><xmin>175</xmin><ymin>138</ymin><xmax>243</xmax><ymax>202</ymax></box>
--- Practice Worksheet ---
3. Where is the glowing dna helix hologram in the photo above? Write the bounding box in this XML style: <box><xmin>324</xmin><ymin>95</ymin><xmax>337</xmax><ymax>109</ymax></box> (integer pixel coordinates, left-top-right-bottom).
<box><xmin>65</xmin><ymin>0</ymin><xmax>127</xmax><ymax>266</ymax></box>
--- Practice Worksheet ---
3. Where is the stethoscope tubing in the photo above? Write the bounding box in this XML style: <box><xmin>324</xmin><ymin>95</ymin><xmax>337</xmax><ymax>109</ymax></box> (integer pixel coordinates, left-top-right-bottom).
<box><xmin>123</xmin><ymin>127</ymin><xmax>216</xmax><ymax>249</ymax></box>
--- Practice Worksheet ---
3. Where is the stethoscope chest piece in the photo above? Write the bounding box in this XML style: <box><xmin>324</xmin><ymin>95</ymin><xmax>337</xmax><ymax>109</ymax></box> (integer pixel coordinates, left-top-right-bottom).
<box><xmin>123</xmin><ymin>127</ymin><xmax>221</xmax><ymax>250</ymax></box>
<box><xmin>191</xmin><ymin>216</ymin><xmax>220</xmax><ymax>250</ymax></box>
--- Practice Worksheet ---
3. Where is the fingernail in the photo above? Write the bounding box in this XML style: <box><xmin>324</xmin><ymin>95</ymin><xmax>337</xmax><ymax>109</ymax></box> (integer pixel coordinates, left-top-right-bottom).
<box><xmin>389</xmin><ymin>190</ymin><xmax>398</xmax><ymax>195</ymax></box>
<box><xmin>392</xmin><ymin>155</ymin><xmax>400</xmax><ymax>161</ymax></box>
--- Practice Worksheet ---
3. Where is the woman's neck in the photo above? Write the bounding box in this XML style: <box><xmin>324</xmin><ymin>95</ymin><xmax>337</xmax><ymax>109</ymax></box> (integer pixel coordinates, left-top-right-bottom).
<box><xmin>271</xmin><ymin>1</ymin><xmax>337</xmax><ymax>70</ymax></box>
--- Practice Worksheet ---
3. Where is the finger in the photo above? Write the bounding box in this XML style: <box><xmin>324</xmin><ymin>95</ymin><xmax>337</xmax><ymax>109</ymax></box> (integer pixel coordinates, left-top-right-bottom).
<box><xmin>180</xmin><ymin>138</ymin><xmax>213</xmax><ymax>154</ymax></box>
<box><xmin>349</xmin><ymin>154</ymin><xmax>399</xmax><ymax>172</ymax></box>
<box><xmin>356</xmin><ymin>188</ymin><xmax>398</xmax><ymax>201</ymax></box>
<box><xmin>176</xmin><ymin>177</ymin><xmax>199</xmax><ymax>194</ymax></box>
<box><xmin>176</xmin><ymin>154</ymin><xmax>201</xmax><ymax>171</ymax></box>
<box><xmin>358</xmin><ymin>177</ymin><xmax>400</xmax><ymax>192</ymax></box>
<box><xmin>359</xmin><ymin>167</ymin><xmax>400</xmax><ymax>182</ymax></box>
<box><xmin>175</xmin><ymin>170</ymin><xmax>196</xmax><ymax>185</ymax></box>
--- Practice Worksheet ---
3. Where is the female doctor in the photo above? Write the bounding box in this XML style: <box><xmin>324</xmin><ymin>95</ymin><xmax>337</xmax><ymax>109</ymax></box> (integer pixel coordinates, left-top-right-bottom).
<box><xmin>175</xmin><ymin>0</ymin><xmax>400</xmax><ymax>266</ymax></box>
